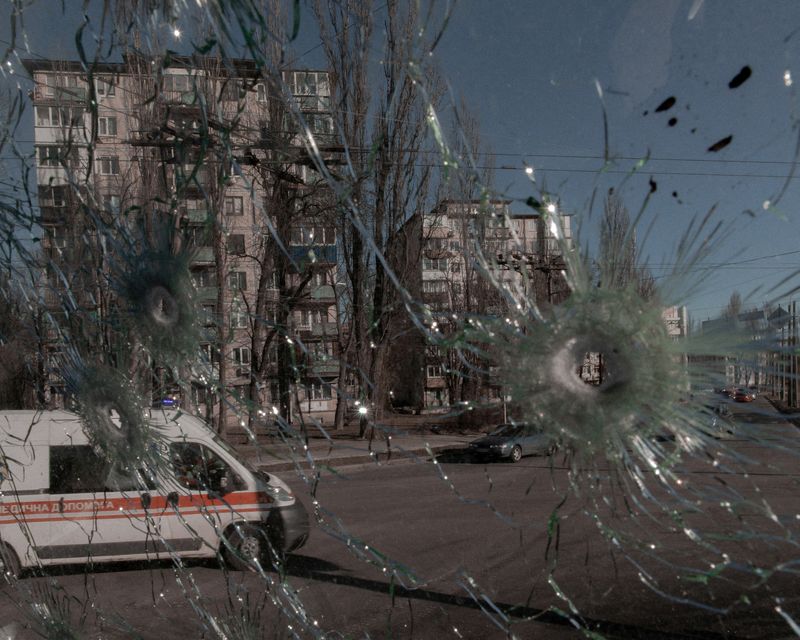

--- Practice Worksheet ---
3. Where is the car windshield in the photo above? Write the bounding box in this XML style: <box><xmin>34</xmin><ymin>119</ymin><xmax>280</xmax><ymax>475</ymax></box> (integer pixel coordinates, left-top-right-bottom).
<box><xmin>490</xmin><ymin>424</ymin><xmax>524</xmax><ymax>437</ymax></box>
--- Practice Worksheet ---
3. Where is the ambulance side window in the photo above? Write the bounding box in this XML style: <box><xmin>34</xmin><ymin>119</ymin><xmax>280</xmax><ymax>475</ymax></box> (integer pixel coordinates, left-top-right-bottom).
<box><xmin>49</xmin><ymin>446</ymin><xmax>151</xmax><ymax>493</ymax></box>
<box><xmin>170</xmin><ymin>442</ymin><xmax>231</xmax><ymax>491</ymax></box>
<box><xmin>50</xmin><ymin>446</ymin><xmax>107</xmax><ymax>494</ymax></box>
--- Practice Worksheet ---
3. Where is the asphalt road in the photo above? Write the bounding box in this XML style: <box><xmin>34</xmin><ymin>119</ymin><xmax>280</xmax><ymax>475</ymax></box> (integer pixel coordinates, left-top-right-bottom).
<box><xmin>1</xmin><ymin>397</ymin><xmax>798</xmax><ymax>640</ymax></box>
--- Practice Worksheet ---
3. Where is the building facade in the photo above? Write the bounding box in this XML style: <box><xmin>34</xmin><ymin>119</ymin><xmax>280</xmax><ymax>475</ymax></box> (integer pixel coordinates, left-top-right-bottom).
<box><xmin>388</xmin><ymin>199</ymin><xmax>573</xmax><ymax>410</ymax></box>
<box><xmin>24</xmin><ymin>57</ymin><xmax>341</xmax><ymax>434</ymax></box>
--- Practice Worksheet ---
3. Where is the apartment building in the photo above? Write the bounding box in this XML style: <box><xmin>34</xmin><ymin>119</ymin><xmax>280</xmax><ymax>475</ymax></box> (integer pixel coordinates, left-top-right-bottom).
<box><xmin>23</xmin><ymin>57</ymin><xmax>341</xmax><ymax>432</ymax></box>
<box><xmin>388</xmin><ymin>199</ymin><xmax>572</xmax><ymax>410</ymax></box>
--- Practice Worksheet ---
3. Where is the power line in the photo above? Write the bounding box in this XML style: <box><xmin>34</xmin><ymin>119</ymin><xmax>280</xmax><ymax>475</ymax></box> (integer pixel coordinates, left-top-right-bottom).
<box><xmin>7</xmin><ymin>37</ymin><xmax>800</xmax><ymax>172</ymax></box>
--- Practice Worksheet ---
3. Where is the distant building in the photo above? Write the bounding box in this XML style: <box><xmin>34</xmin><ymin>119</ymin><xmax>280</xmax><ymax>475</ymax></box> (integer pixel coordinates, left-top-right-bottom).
<box><xmin>699</xmin><ymin>305</ymin><xmax>791</xmax><ymax>391</ymax></box>
<box><xmin>663</xmin><ymin>305</ymin><xmax>689</xmax><ymax>339</ymax></box>
<box><xmin>387</xmin><ymin>199</ymin><xmax>573</xmax><ymax>410</ymax></box>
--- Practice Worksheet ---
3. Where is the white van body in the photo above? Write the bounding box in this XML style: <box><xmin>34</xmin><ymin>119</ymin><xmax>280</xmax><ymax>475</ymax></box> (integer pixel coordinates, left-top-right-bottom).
<box><xmin>0</xmin><ymin>410</ymin><xmax>308</xmax><ymax>575</ymax></box>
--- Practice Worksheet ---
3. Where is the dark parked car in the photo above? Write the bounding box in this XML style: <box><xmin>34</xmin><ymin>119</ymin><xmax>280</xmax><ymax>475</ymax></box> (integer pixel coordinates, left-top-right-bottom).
<box><xmin>733</xmin><ymin>388</ymin><xmax>754</xmax><ymax>402</ymax></box>
<box><xmin>468</xmin><ymin>423</ymin><xmax>555</xmax><ymax>462</ymax></box>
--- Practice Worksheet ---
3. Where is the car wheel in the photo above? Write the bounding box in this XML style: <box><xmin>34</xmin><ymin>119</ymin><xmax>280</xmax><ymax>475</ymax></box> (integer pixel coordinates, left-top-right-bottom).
<box><xmin>509</xmin><ymin>445</ymin><xmax>522</xmax><ymax>463</ymax></box>
<box><xmin>0</xmin><ymin>544</ymin><xmax>21</xmax><ymax>579</ymax></box>
<box><xmin>223</xmin><ymin>523</ymin><xmax>269</xmax><ymax>571</ymax></box>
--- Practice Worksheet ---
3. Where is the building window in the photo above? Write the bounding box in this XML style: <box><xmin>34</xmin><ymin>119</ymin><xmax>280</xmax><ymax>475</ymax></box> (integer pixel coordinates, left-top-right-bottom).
<box><xmin>423</xmin><ymin>257</ymin><xmax>448</xmax><ymax>271</ymax></box>
<box><xmin>186</xmin><ymin>225</ymin><xmax>212</xmax><ymax>248</ymax></box>
<box><xmin>46</xmin><ymin>226</ymin><xmax>68</xmax><ymax>250</ymax></box>
<box><xmin>308</xmin><ymin>382</ymin><xmax>332</xmax><ymax>400</ymax></box>
<box><xmin>426</xmin><ymin>364</ymin><xmax>443</xmax><ymax>378</ymax></box>
<box><xmin>95</xmin><ymin>77</ymin><xmax>116</xmax><ymax>97</ymax></box>
<box><xmin>290</xmin><ymin>226</ymin><xmax>313</xmax><ymax>245</ymax></box>
<box><xmin>96</xmin><ymin>156</ymin><xmax>120</xmax><ymax>175</ymax></box>
<box><xmin>290</xmin><ymin>225</ymin><xmax>335</xmax><ymax>245</ymax></box>
<box><xmin>36</xmin><ymin>106</ymin><xmax>84</xmax><ymax>127</ymax></box>
<box><xmin>44</xmin><ymin>74</ymin><xmax>85</xmax><ymax>99</ymax></box>
<box><xmin>227</xmin><ymin>234</ymin><xmax>246</xmax><ymax>255</ymax></box>
<box><xmin>298</xmin><ymin>308</ymin><xmax>324</xmax><ymax>328</ymax></box>
<box><xmin>228</xmin><ymin>271</ymin><xmax>247</xmax><ymax>291</ymax></box>
<box><xmin>311</xmin><ymin>270</ymin><xmax>329</xmax><ymax>287</ymax></box>
<box><xmin>255</xmin><ymin>83</ymin><xmax>267</xmax><ymax>102</ymax></box>
<box><xmin>231</xmin><ymin>307</ymin><xmax>249</xmax><ymax>329</ymax></box>
<box><xmin>163</xmin><ymin>74</ymin><xmax>191</xmax><ymax>93</ymax></box>
<box><xmin>200</xmin><ymin>343</ymin><xmax>217</xmax><ymax>365</ymax></box>
<box><xmin>311</xmin><ymin>341</ymin><xmax>334</xmax><ymax>360</ymax></box>
<box><xmin>102</xmin><ymin>193</ymin><xmax>121</xmax><ymax>213</ymax></box>
<box><xmin>294</xmin><ymin>94</ymin><xmax>331</xmax><ymax>112</ymax></box>
<box><xmin>233</xmin><ymin>347</ymin><xmax>251</xmax><ymax>374</ymax></box>
<box><xmin>38</xmin><ymin>145</ymin><xmax>74</xmax><ymax>167</ymax></box>
<box><xmin>224</xmin><ymin>196</ymin><xmax>244</xmax><ymax>216</ymax></box>
<box><xmin>289</xmin><ymin>71</ymin><xmax>329</xmax><ymax>96</ymax></box>
<box><xmin>200</xmin><ymin>304</ymin><xmax>216</xmax><ymax>327</ymax></box>
<box><xmin>98</xmin><ymin>116</ymin><xmax>117</xmax><ymax>137</ymax></box>
<box><xmin>192</xmin><ymin>268</ymin><xmax>216</xmax><ymax>288</ymax></box>
<box><xmin>43</xmin><ymin>75</ymin><xmax>55</xmax><ymax>97</ymax></box>
<box><xmin>306</xmin><ymin>113</ymin><xmax>334</xmax><ymax>136</ymax></box>
<box><xmin>40</xmin><ymin>185</ymin><xmax>67</xmax><ymax>207</ymax></box>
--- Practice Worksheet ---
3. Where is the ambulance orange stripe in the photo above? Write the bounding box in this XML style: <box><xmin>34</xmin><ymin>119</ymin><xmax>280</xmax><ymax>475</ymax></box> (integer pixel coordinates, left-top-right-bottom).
<box><xmin>0</xmin><ymin>506</ymin><xmax>269</xmax><ymax>525</ymax></box>
<box><xmin>0</xmin><ymin>491</ymin><xmax>272</xmax><ymax>514</ymax></box>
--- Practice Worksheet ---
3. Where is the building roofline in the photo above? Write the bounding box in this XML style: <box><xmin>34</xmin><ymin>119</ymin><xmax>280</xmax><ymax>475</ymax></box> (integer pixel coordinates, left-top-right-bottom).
<box><xmin>21</xmin><ymin>56</ymin><xmax>329</xmax><ymax>77</ymax></box>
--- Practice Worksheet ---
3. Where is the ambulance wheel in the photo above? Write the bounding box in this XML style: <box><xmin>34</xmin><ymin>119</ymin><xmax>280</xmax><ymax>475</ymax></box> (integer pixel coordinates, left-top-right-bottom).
<box><xmin>223</xmin><ymin>523</ymin><xmax>268</xmax><ymax>571</ymax></box>
<box><xmin>0</xmin><ymin>544</ymin><xmax>21</xmax><ymax>579</ymax></box>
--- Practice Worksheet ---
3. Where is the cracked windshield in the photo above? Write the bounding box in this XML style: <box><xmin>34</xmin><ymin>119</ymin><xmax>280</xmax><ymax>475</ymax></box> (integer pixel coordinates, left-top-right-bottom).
<box><xmin>0</xmin><ymin>1</ymin><xmax>799</xmax><ymax>638</ymax></box>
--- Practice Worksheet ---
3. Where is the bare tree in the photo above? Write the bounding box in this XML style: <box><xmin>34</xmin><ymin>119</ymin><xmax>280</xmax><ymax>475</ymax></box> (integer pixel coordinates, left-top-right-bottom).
<box><xmin>315</xmin><ymin>0</ymin><xmax>444</xmax><ymax>431</ymax></box>
<box><xmin>724</xmin><ymin>291</ymin><xmax>743</xmax><ymax>319</ymax></box>
<box><xmin>597</xmin><ymin>192</ymin><xmax>656</xmax><ymax>299</ymax></box>
<box><xmin>313</xmin><ymin>0</ymin><xmax>373</xmax><ymax>430</ymax></box>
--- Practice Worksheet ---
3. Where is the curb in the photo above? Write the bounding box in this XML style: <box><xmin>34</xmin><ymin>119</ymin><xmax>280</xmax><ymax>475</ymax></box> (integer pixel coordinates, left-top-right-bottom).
<box><xmin>246</xmin><ymin>443</ymin><xmax>462</xmax><ymax>473</ymax></box>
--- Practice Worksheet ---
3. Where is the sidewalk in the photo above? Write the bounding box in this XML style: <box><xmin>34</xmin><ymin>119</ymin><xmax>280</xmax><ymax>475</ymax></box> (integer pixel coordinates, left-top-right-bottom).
<box><xmin>233</xmin><ymin>418</ymin><xmax>477</xmax><ymax>472</ymax></box>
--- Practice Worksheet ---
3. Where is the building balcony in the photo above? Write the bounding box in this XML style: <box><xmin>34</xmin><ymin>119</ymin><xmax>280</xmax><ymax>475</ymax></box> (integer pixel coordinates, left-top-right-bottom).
<box><xmin>39</xmin><ymin>207</ymin><xmax>68</xmax><ymax>225</ymax></box>
<box><xmin>195</xmin><ymin>286</ymin><xmax>218</xmax><ymax>302</ymax></box>
<box><xmin>310</xmin><ymin>285</ymin><xmax>335</xmax><ymax>301</ymax></box>
<box><xmin>163</xmin><ymin>90</ymin><xmax>199</xmax><ymax>106</ymax></box>
<box><xmin>190</xmin><ymin>246</ymin><xmax>214</xmax><ymax>264</ymax></box>
<box><xmin>53</xmin><ymin>87</ymin><xmax>87</xmax><ymax>102</ymax></box>
<box><xmin>309</xmin><ymin>359</ymin><xmax>339</xmax><ymax>376</ymax></box>
<box><xmin>311</xmin><ymin>321</ymin><xmax>337</xmax><ymax>337</ymax></box>
<box><xmin>289</xmin><ymin>244</ymin><xmax>337</xmax><ymax>265</ymax></box>
<box><xmin>176</xmin><ymin>169</ymin><xmax>211</xmax><ymax>192</ymax></box>
<box><xmin>185</xmin><ymin>208</ymin><xmax>210</xmax><ymax>223</ymax></box>
<box><xmin>295</xmin><ymin>321</ymin><xmax>337</xmax><ymax>337</ymax></box>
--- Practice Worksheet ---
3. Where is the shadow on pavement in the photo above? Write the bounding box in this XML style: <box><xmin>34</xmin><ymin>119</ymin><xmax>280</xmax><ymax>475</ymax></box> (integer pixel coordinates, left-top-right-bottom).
<box><xmin>433</xmin><ymin>448</ymin><xmax>482</xmax><ymax>464</ymax></box>
<box><xmin>276</xmin><ymin>562</ymin><xmax>731</xmax><ymax>640</ymax></box>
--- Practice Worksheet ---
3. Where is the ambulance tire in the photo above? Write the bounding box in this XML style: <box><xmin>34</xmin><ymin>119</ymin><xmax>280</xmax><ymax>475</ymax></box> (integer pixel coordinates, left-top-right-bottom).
<box><xmin>0</xmin><ymin>544</ymin><xmax>20</xmax><ymax>579</ymax></box>
<box><xmin>222</xmin><ymin>523</ymin><xmax>269</xmax><ymax>571</ymax></box>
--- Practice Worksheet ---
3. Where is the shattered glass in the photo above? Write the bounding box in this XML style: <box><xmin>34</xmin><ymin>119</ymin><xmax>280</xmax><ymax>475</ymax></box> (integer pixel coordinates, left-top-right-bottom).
<box><xmin>0</xmin><ymin>1</ymin><xmax>798</xmax><ymax>638</ymax></box>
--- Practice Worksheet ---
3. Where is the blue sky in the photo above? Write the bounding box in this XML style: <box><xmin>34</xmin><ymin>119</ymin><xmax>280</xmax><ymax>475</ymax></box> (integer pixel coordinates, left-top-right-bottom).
<box><xmin>429</xmin><ymin>1</ymin><xmax>800</xmax><ymax>322</ymax></box>
<box><xmin>3</xmin><ymin>0</ymin><xmax>800</xmax><ymax>322</ymax></box>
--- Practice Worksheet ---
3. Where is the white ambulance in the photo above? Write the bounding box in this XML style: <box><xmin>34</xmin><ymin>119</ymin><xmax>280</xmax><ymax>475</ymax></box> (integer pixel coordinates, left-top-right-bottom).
<box><xmin>0</xmin><ymin>409</ymin><xmax>309</xmax><ymax>577</ymax></box>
